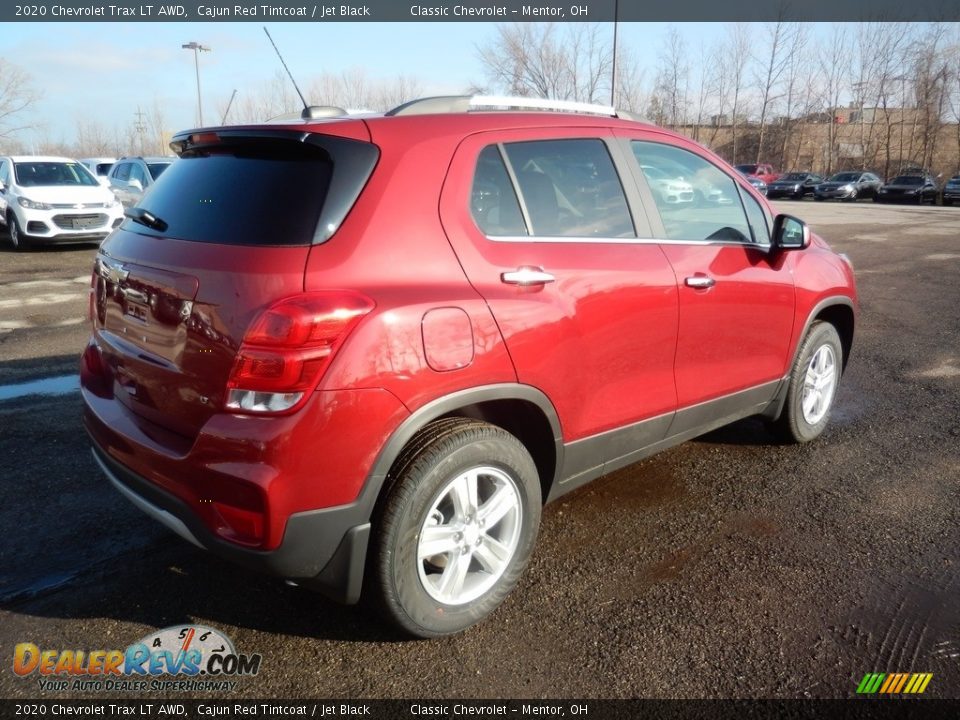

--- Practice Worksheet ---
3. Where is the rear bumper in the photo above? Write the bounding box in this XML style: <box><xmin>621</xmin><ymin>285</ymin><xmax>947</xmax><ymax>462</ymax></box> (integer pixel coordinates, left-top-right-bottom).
<box><xmin>89</xmin><ymin>443</ymin><xmax>371</xmax><ymax>603</ymax></box>
<box><xmin>81</xmin><ymin>360</ymin><xmax>409</xmax><ymax>602</ymax></box>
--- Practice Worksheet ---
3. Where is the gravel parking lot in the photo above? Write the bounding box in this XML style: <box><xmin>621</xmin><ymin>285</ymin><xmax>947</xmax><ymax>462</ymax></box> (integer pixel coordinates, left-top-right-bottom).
<box><xmin>1</xmin><ymin>200</ymin><xmax>958</xmax><ymax>700</ymax></box>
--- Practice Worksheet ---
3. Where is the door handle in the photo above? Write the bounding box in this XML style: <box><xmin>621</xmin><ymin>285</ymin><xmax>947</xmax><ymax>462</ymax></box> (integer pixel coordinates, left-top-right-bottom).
<box><xmin>501</xmin><ymin>266</ymin><xmax>556</xmax><ymax>286</ymax></box>
<box><xmin>685</xmin><ymin>276</ymin><xmax>715</xmax><ymax>289</ymax></box>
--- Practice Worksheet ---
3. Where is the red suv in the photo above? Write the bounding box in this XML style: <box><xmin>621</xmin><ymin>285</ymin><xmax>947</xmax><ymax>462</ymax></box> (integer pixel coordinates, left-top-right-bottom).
<box><xmin>81</xmin><ymin>97</ymin><xmax>857</xmax><ymax>637</ymax></box>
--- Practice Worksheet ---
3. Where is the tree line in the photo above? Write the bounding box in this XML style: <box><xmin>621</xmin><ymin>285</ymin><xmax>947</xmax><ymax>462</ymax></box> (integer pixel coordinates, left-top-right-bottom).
<box><xmin>1</xmin><ymin>22</ymin><xmax>957</xmax><ymax>177</ymax></box>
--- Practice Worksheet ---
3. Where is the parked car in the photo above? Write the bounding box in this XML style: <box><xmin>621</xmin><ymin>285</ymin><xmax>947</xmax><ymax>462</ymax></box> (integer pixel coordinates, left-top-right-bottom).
<box><xmin>814</xmin><ymin>171</ymin><xmax>883</xmax><ymax>201</ymax></box>
<box><xmin>874</xmin><ymin>174</ymin><xmax>939</xmax><ymax>204</ymax></box>
<box><xmin>940</xmin><ymin>175</ymin><xmax>960</xmax><ymax>206</ymax></box>
<box><xmin>81</xmin><ymin>96</ymin><xmax>857</xmax><ymax>638</ymax></box>
<box><xmin>106</xmin><ymin>156</ymin><xmax>174</xmax><ymax>207</ymax></box>
<box><xmin>639</xmin><ymin>164</ymin><xmax>695</xmax><ymax>204</ymax></box>
<box><xmin>766</xmin><ymin>172</ymin><xmax>824</xmax><ymax>200</ymax></box>
<box><xmin>79</xmin><ymin>157</ymin><xmax>117</xmax><ymax>180</ymax></box>
<box><xmin>734</xmin><ymin>163</ymin><xmax>779</xmax><ymax>184</ymax></box>
<box><xmin>0</xmin><ymin>156</ymin><xmax>124</xmax><ymax>251</ymax></box>
<box><xmin>736</xmin><ymin>169</ymin><xmax>768</xmax><ymax>196</ymax></box>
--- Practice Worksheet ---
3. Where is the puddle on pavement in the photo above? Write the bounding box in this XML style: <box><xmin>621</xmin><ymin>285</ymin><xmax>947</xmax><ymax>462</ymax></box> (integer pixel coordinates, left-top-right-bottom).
<box><xmin>0</xmin><ymin>374</ymin><xmax>79</xmax><ymax>401</ymax></box>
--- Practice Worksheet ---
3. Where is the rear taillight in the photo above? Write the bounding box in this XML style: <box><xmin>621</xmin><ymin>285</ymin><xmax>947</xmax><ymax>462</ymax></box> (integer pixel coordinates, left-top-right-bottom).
<box><xmin>225</xmin><ymin>291</ymin><xmax>374</xmax><ymax>414</ymax></box>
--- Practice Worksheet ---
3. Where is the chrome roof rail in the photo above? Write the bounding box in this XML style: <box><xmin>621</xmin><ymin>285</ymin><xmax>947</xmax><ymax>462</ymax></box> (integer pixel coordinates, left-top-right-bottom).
<box><xmin>387</xmin><ymin>95</ymin><xmax>634</xmax><ymax>119</ymax></box>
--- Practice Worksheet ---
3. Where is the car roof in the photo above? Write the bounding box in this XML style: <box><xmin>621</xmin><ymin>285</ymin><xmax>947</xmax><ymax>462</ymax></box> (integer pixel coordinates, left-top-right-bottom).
<box><xmin>118</xmin><ymin>156</ymin><xmax>174</xmax><ymax>163</ymax></box>
<box><xmin>9</xmin><ymin>155</ymin><xmax>78</xmax><ymax>163</ymax></box>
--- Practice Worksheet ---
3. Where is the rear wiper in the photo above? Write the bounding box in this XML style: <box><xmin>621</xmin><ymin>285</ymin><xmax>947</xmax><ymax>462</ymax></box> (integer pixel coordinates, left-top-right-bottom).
<box><xmin>124</xmin><ymin>207</ymin><xmax>168</xmax><ymax>232</ymax></box>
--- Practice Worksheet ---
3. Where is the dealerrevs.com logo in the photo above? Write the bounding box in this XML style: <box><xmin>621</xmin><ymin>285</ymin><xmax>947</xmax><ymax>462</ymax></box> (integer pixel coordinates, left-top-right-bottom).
<box><xmin>14</xmin><ymin>625</ymin><xmax>262</xmax><ymax>692</ymax></box>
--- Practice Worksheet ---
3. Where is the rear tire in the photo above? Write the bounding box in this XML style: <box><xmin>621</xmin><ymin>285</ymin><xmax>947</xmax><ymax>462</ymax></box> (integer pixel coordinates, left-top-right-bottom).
<box><xmin>771</xmin><ymin>322</ymin><xmax>843</xmax><ymax>444</ymax></box>
<box><xmin>367</xmin><ymin>418</ymin><xmax>542</xmax><ymax>637</ymax></box>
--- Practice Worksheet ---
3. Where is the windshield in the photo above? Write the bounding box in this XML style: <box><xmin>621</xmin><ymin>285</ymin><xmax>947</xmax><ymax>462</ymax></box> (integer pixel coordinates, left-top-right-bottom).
<box><xmin>829</xmin><ymin>173</ymin><xmax>860</xmax><ymax>182</ymax></box>
<box><xmin>14</xmin><ymin>161</ymin><xmax>99</xmax><ymax>188</ymax></box>
<box><xmin>147</xmin><ymin>162</ymin><xmax>172</xmax><ymax>180</ymax></box>
<box><xmin>889</xmin><ymin>176</ymin><xmax>923</xmax><ymax>185</ymax></box>
<box><xmin>780</xmin><ymin>173</ymin><xmax>807</xmax><ymax>181</ymax></box>
<box><xmin>735</xmin><ymin>164</ymin><xmax>758</xmax><ymax>174</ymax></box>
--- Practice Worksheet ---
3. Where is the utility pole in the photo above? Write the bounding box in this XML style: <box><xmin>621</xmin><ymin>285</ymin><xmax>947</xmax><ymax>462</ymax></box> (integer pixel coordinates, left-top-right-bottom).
<box><xmin>134</xmin><ymin>106</ymin><xmax>147</xmax><ymax>155</ymax></box>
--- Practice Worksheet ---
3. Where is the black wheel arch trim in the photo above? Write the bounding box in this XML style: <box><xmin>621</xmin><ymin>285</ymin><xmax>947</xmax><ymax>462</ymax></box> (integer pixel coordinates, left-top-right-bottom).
<box><xmin>361</xmin><ymin>383</ymin><xmax>565</xmax><ymax>507</ymax></box>
<box><xmin>764</xmin><ymin>295</ymin><xmax>855</xmax><ymax>421</ymax></box>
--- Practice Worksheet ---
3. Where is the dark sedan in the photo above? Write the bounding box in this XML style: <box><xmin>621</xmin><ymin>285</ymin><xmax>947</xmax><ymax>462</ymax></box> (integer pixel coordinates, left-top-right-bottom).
<box><xmin>874</xmin><ymin>175</ymin><xmax>939</xmax><ymax>204</ymax></box>
<box><xmin>941</xmin><ymin>175</ymin><xmax>960</xmax><ymax>206</ymax></box>
<box><xmin>815</xmin><ymin>171</ymin><xmax>883</xmax><ymax>201</ymax></box>
<box><xmin>766</xmin><ymin>172</ymin><xmax>824</xmax><ymax>199</ymax></box>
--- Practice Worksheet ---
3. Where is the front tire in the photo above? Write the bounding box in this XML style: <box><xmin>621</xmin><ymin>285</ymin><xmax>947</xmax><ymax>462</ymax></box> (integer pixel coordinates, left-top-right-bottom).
<box><xmin>772</xmin><ymin>322</ymin><xmax>843</xmax><ymax>444</ymax></box>
<box><xmin>367</xmin><ymin>419</ymin><xmax>542</xmax><ymax>637</ymax></box>
<box><xmin>7</xmin><ymin>213</ymin><xmax>30</xmax><ymax>252</ymax></box>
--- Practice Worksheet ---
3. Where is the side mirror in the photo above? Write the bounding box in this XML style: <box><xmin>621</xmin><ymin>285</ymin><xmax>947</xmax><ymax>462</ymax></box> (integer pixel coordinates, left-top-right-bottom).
<box><xmin>771</xmin><ymin>214</ymin><xmax>810</xmax><ymax>250</ymax></box>
<box><xmin>128</xmin><ymin>178</ymin><xmax>143</xmax><ymax>192</ymax></box>
<box><xmin>0</xmin><ymin>181</ymin><xmax>5</xmax><ymax>193</ymax></box>
<box><xmin>97</xmin><ymin>177</ymin><xmax>110</xmax><ymax>187</ymax></box>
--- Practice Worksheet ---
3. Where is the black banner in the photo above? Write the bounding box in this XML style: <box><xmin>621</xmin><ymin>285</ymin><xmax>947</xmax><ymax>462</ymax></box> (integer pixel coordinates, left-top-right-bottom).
<box><xmin>2</xmin><ymin>700</ymin><xmax>960</xmax><ymax>720</ymax></box>
<box><xmin>2</xmin><ymin>0</ymin><xmax>960</xmax><ymax>23</ymax></box>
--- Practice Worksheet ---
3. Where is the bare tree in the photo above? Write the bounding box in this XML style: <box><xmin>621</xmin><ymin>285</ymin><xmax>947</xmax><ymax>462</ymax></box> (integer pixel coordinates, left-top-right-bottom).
<box><xmin>308</xmin><ymin>68</ymin><xmax>423</xmax><ymax>111</ymax></box>
<box><xmin>477</xmin><ymin>23</ymin><xmax>614</xmax><ymax>104</ymax></box>
<box><xmin>776</xmin><ymin>24</ymin><xmax>809</xmax><ymax>169</ymax></box>
<box><xmin>753</xmin><ymin>21</ymin><xmax>795</xmax><ymax>164</ymax></box>
<box><xmin>75</xmin><ymin>119</ymin><xmax>114</xmax><ymax>157</ymax></box>
<box><xmin>909</xmin><ymin>24</ymin><xmax>951</xmax><ymax>172</ymax></box>
<box><xmin>727</xmin><ymin>24</ymin><xmax>751</xmax><ymax>164</ymax></box>
<box><xmin>818</xmin><ymin>26</ymin><xmax>850</xmax><ymax>174</ymax></box>
<box><xmin>651</xmin><ymin>28</ymin><xmax>689</xmax><ymax>130</ymax></box>
<box><xmin>0</xmin><ymin>59</ymin><xmax>39</xmax><ymax>139</ymax></box>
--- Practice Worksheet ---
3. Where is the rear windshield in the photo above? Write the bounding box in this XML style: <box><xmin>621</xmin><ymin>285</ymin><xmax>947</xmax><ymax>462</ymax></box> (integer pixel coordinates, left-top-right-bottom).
<box><xmin>735</xmin><ymin>164</ymin><xmax>758</xmax><ymax>174</ymax></box>
<box><xmin>129</xmin><ymin>143</ymin><xmax>332</xmax><ymax>246</ymax></box>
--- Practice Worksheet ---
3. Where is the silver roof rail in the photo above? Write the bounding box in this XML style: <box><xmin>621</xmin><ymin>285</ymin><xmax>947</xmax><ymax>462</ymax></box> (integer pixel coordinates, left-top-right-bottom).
<box><xmin>387</xmin><ymin>95</ymin><xmax>634</xmax><ymax>119</ymax></box>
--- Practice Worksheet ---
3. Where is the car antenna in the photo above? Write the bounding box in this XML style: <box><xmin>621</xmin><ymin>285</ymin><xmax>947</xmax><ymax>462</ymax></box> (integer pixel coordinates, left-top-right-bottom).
<box><xmin>262</xmin><ymin>27</ymin><xmax>343</xmax><ymax>120</ymax></box>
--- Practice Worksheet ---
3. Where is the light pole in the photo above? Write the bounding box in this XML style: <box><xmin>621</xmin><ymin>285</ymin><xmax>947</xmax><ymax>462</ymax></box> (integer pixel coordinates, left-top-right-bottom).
<box><xmin>182</xmin><ymin>41</ymin><xmax>211</xmax><ymax>126</ymax></box>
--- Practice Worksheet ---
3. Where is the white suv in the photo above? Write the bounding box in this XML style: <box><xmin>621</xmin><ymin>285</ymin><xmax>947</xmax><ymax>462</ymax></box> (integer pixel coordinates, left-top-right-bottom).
<box><xmin>0</xmin><ymin>156</ymin><xmax>124</xmax><ymax>251</ymax></box>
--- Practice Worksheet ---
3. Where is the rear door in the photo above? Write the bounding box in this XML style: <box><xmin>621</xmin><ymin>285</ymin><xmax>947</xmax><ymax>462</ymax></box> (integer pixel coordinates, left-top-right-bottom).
<box><xmin>439</xmin><ymin>128</ymin><xmax>679</xmax><ymax>453</ymax></box>
<box><xmin>620</xmin><ymin>133</ymin><xmax>795</xmax><ymax>412</ymax></box>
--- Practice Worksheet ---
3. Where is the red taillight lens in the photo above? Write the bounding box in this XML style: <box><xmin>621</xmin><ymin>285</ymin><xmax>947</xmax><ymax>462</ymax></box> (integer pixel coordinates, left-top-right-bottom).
<box><xmin>225</xmin><ymin>291</ymin><xmax>374</xmax><ymax>414</ymax></box>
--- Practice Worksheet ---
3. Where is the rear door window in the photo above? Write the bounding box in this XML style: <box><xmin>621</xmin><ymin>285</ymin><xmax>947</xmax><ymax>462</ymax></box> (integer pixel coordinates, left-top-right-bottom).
<box><xmin>470</xmin><ymin>139</ymin><xmax>635</xmax><ymax>239</ymax></box>
<box><xmin>504</xmin><ymin>139</ymin><xmax>635</xmax><ymax>238</ymax></box>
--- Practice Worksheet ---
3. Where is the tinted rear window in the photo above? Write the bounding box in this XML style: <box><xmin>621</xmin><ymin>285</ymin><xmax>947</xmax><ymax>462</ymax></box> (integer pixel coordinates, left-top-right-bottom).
<box><xmin>889</xmin><ymin>176</ymin><xmax>922</xmax><ymax>185</ymax></box>
<box><xmin>129</xmin><ymin>143</ymin><xmax>332</xmax><ymax>246</ymax></box>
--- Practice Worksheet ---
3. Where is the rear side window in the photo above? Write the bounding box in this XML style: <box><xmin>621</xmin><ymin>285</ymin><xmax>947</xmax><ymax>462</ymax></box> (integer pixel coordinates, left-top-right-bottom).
<box><xmin>130</xmin><ymin>142</ymin><xmax>333</xmax><ymax>246</ymax></box>
<box><xmin>471</xmin><ymin>146</ymin><xmax>526</xmax><ymax>236</ymax></box>
<box><xmin>503</xmin><ymin>139</ymin><xmax>635</xmax><ymax>238</ymax></box>
<box><xmin>470</xmin><ymin>140</ymin><xmax>635</xmax><ymax>239</ymax></box>
<box><xmin>633</xmin><ymin>141</ymin><xmax>753</xmax><ymax>243</ymax></box>
<box><xmin>128</xmin><ymin>163</ymin><xmax>147</xmax><ymax>186</ymax></box>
